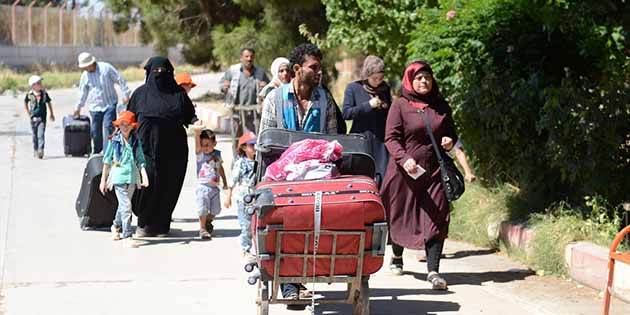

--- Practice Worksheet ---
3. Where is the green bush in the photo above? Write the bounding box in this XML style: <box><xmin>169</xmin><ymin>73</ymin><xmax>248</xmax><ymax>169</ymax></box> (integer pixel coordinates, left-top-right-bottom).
<box><xmin>527</xmin><ymin>196</ymin><xmax>622</xmax><ymax>275</ymax></box>
<box><xmin>449</xmin><ymin>182</ymin><xmax>513</xmax><ymax>249</ymax></box>
<box><xmin>407</xmin><ymin>0</ymin><xmax>630</xmax><ymax>210</ymax></box>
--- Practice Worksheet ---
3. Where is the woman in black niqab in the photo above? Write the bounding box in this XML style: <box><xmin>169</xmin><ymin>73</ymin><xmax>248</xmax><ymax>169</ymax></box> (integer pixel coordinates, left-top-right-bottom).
<box><xmin>128</xmin><ymin>56</ymin><xmax>196</xmax><ymax>236</ymax></box>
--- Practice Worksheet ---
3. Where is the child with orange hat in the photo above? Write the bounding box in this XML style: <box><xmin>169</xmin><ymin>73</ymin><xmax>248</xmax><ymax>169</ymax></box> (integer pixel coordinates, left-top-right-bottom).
<box><xmin>224</xmin><ymin>131</ymin><xmax>257</xmax><ymax>260</ymax></box>
<box><xmin>99</xmin><ymin>110</ymin><xmax>149</xmax><ymax>248</ymax></box>
<box><xmin>175</xmin><ymin>72</ymin><xmax>197</xmax><ymax>94</ymax></box>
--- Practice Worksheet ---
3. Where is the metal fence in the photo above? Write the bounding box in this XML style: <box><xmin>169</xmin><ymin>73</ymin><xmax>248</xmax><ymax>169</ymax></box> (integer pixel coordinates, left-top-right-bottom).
<box><xmin>0</xmin><ymin>3</ymin><xmax>139</xmax><ymax>46</ymax></box>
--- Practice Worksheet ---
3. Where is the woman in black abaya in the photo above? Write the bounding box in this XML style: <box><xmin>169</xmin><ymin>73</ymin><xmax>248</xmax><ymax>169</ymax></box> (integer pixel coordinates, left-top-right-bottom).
<box><xmin>128</xmin><ymin>56</ymin><xmax>196</xmax><ymax>236</ymax></box>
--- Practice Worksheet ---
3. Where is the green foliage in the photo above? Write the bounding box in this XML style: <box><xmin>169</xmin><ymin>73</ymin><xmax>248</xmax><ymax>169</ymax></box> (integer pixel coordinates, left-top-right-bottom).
<box><xmin>106</xmin><ymin>0</ymin><xmax>328</xmax><ymax>67</ymax></box>
<box><xmin>526</xmin><ymin>196</ymin><xmax>622</xmax><ymax>275</ymax></box>
<box><xmin>321</xmin><ymin>0</ymin><xmax>438</xmax><ymax>77</ymax></box>
<box><xmin>449</xmin><ymin>181</ymin><xmax>513</xmax><ymax>249</ymax></box>
<box><xmin>106</xmin><ymin>0</ymin><xmax>248</xmax><ymax>62</ymax></box>
<box><xmin>210</xmin><ymin>1</ymin><xmax>328</xmax><ymax>70</ymax></box>
<box><xmin>407</xmin><ymin>0</ymin><xmax>630</xmax><ymax>208</ymax></box>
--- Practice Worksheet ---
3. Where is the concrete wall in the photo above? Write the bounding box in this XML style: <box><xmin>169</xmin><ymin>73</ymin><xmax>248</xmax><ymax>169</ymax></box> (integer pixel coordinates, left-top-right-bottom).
<box><xmin>0</xmin><ymin>45</ymin><xmax>183</xmax><ymax>67</ymax></box>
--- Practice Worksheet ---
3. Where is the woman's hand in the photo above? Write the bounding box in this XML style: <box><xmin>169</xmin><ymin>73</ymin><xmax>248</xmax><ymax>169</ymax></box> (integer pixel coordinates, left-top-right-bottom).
<box><xmin>441</xmin><ymin>137</ymin><xmax>454</xmax><ymax>151</ymax></box>
<box><xmin>403</xmin><ymin>158</ymin><xmax>417</xmax><ymax>174</ymax></box>
<box><xmin>369</xmin><ymin>97</ymin><xmax>382</xmax><ymax>109</ymax></box>
<box><xmin>223</xmin><ymin>198</ymin><xmax>232</xmax><ymax>210</ymax></box>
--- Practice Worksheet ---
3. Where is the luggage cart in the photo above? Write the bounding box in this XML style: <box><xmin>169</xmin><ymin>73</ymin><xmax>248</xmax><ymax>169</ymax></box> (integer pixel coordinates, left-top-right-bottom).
<box><xmin>246</xmin><ymin>129</ymin><xmax>387</xmax><ymax>314</ymax></box>
<box><xmin>255</xmin><ymin>228</ymin><xmax>375</xmax><ymax>315</ymax></box>
<box><xmin>244</xmin><ymin>189</ymin><xmax>388</xmax><ymax>315</ymax></box>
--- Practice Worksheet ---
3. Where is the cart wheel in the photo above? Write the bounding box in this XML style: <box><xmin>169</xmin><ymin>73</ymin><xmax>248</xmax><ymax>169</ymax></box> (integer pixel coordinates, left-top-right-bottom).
<box><xmin>243</xmin><ymin>194</ymin><xmax>254</xmax><ymax>204</ymax></box>
<box><xmin>352</xmin><ymin>276</ymin><xmax>370</xmax><ymax>315</ymax></box>
<box><xmin>244</xmin><ymin>261</ymin><xmax>257</xmax><ymax>273</ymax></box>
<box><xmin>257</xmin><ymin>280</ymin><xmax>269</xmax><ymax>315</ymax></box>
<box><xmin>246</xmin><ymin>206</ymin><xmax>257</xmax><ymax>216</ymax></box>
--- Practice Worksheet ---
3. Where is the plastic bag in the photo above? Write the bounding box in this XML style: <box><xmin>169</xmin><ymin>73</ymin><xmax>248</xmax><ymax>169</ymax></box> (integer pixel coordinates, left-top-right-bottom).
<box><xmin>265</xmin><ymin>139</ymin><xmax>343</xmax><ymax>181</ymax></box>
<box><xmin>285</xmin><ymin>160</ymin><xmax>339</xmax><ymax>181</ymax></box>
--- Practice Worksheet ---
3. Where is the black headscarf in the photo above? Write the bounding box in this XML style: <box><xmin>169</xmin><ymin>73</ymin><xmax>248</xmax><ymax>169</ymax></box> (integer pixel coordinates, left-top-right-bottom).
<box><xmin>129</xmin><ymin>56</ymin><xmax>194</xmax><ymax>124</ymax></box>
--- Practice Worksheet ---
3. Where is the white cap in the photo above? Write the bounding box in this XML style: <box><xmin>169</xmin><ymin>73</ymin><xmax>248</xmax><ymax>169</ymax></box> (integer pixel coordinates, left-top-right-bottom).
<box><xmin>77</xmin><ymin>52</ymin><xmax>96</xmax><ymax>68</ymax></box>
<box><xmin>28</xmin><ymin>75</ymin><xmax>43</xmax><ymax>87</ymax></box>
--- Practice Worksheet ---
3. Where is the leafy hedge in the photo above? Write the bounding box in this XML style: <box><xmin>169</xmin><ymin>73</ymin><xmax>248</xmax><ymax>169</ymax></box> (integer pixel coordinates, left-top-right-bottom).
<box><xmin>407</xmin><ymin>0</ymin><xmax>630</xmax><ymax>210</ymax></box>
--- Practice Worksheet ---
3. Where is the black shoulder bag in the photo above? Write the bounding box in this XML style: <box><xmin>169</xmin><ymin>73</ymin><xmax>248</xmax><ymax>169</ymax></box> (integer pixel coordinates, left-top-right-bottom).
<box><xmin>419</xmin><ymin>109</ymin><xmax>465</xmax><ymax>202</ymax></box>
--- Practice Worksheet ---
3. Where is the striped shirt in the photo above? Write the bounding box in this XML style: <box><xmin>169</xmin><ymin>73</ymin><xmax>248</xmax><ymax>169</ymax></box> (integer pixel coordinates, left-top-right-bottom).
<box><xmin>259</xmin><ymin>81</ymin><xmax>337</xmax><ymax>134</ymax></box>
<box><xmin>75</xmin><ymin>62</ymin><xmax>131</xmax><ymax>112</ymax></box>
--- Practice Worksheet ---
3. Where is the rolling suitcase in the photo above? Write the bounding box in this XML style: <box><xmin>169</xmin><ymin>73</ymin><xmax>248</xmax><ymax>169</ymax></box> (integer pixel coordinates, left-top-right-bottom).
<box><xmin>63</xmin><ymin>115</ymin><xmax>91</xmax><ymax>157</ymax></box>
<box><xmin>255</xmin><ymin>128</ymin><xmax>376</xmax><ymax>182</ymax></box>
<box><xmin>251</xmin><ymin>176</ymin><xmax>388</xmax><ymax>277</ymax></box>
<box><xmin>75</xmin><ymin>155</ymin><xmax>118</xmax><ymax>229</ymax></box>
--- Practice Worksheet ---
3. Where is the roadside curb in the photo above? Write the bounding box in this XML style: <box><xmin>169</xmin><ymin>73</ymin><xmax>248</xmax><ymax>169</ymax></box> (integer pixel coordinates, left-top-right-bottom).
<box><xmin>499</xmin><ymin>222</ymin><xmax>630</xmax><ymax>302</ymax></box>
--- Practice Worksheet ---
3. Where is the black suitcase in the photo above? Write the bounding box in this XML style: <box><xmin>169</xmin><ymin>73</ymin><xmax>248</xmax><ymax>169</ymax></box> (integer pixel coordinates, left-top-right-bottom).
<box><xmin>255</xmin><ymin>128</ymin><xmax>376</xmax><ymax>182</ymax></box>
<box><xmin>63</xmin><ymin>115</ymin><xmax>91</xmax><ymax>157</ymax></box>
<box><xmin>75</xmin><ymin>155</ymin><xmax>118</xmax><ymax>230</ymax></box>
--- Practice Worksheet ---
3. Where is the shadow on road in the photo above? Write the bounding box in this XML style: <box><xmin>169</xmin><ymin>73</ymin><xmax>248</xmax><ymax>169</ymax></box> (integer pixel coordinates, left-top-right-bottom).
<box><xmin>443</xmin><ymin>248</ymin><xmax>498</xmax><ymax>259</ymax></box>
<box><xmin>407</xmin><ymin>270</ymin><xmax>533</xmax><ymax>286</ymax></box>
<box><xmin>313</xmin><ymin>288</ymin><xmax>460</xmax><ymax>314</ymax></box>
<box><xmin>172</xmin><ymin>215</ymin><xmax>237</xmax><ymax>223</ymax></box>
<box><xmin>43</xmin><ymin>155</ymin><xmax>71</xmax><ymax>160</ymax></box>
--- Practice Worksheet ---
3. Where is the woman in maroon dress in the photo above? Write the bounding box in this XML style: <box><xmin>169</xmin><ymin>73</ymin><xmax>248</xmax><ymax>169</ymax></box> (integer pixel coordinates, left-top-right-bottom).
<box><xmin>381</xmin><ymin>61</ymin><xmax>457</xmax><ymax>290</ymax></box>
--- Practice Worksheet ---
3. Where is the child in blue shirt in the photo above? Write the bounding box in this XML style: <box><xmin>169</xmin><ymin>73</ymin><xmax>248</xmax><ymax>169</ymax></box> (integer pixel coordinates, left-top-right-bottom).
<box><xmin>224</xmin><ymin>132</ymin><xmax>257</xmax><ymax>260</ymax></box>
<box><xmin>100</xmin><ymin>111</ymin><xmax>149</xmax><ymax>248</ymax></box>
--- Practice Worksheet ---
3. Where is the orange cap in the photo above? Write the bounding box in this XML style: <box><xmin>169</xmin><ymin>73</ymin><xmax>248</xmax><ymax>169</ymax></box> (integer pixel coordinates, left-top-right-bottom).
<box><xmin>238</xmin><ymin>131</ymin><xmax>257</xmax><ymax>147</ymax></box>
<box><xmin>175</xmin><ymin>72</ymin><xmax>197</xmax><ymax>88</ymax></box>
<box><xmin>112</xmin><ymin>110</ymin><xmax>139</xmax><ymax>129</ymax></box>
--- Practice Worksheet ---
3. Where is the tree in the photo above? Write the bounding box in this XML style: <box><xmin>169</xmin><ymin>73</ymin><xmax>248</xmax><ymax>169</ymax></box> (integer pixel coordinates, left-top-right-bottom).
<box><xmin>407</xmin><ymin>0</ymin><xmax>630</xmax><ymax>208</ymax></box>
<box><xmin>320</xmin><ymin>0</ymin><xmax>438</xmax><ymax>77</ymax></box>
<box><xmin>105</xmin><ymin>0</ymin><xmax>328</xmax><ymax>67</ymax></box>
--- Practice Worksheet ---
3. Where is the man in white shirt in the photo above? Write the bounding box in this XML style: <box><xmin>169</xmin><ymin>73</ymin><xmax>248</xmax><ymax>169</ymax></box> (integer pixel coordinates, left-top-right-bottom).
<box><xmin>73</xmin><ymin>52</ymin><xmax>131</xmax><ymax>154</ymax></box>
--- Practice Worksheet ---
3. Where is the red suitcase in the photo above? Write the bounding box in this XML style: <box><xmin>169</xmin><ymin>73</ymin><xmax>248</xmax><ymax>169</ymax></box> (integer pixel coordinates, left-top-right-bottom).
<box><xmin>250</xmin><ymin>176</ymin><xmax>388</xmax><ymax>278</ymax></box>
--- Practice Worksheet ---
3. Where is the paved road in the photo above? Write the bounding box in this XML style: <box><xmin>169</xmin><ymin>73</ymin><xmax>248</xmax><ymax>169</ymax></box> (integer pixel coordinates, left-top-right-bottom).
<box><xmin>1</xmin><ymin>73</ymin><xmax>629</xmax><ymax>314</ymax></box>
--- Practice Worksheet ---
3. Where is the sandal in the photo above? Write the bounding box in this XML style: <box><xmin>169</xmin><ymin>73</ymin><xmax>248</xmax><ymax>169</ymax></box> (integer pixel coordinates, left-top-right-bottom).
<box><xmin>199</xmin><ymin>229</ymin><xmax>212</xmax><ymax>240</ymax></box>
<box><xmin>427</xmin><ymin>272</ymin><xmax>448</xmax><ymax>290</ymax></box>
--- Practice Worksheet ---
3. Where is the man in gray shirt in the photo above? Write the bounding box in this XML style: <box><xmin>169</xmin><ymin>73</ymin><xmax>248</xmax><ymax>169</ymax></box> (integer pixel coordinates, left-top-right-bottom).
<box><xmin>221</xmin><ymin>47</ymin><xmax>269</xmax><ymax>155</ymax></box>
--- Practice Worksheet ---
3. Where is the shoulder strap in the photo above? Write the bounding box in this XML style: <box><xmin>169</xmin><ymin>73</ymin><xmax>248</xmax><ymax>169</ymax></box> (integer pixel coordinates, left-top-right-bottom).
<box><xmin>274</xmin><ymin>85</ymin><xmax>285</xmax><ymax>129</ymax></box>
<box><xmin>419</xmin><ymin>109</ymin><xmax>448</xmax><ymax>173</ymax></box>
<box><xmin>318</xmin><ymin>87</ymin><xmax>328</xmax><ymax>134</ymax></box>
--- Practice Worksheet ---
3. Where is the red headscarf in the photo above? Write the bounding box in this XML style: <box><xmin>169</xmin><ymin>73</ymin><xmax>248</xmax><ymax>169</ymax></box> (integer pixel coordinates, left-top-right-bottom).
<box><xmin>401</xmin><ymin>61</ymin><xmax>446</xmax><ymax>110</ymax></box>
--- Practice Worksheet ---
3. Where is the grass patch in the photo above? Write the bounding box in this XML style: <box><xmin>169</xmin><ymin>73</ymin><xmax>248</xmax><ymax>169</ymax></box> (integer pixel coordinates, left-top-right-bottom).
<box><xmin>451</xmin><ymin>182</ymin><xmax>624</xmax><ymax>276</ymax></box>
<box><xmin>449</xmin><ymin>181</ymin><xmax>514</xmax><ymax>249</ymax></box>
<box><xmin>526</xmin><ymin>197</ymin><xmax>622</xmax><ymax>275</ymax></box>
<box><xmin>0</xmin><ymin>64</ymin><xmax>204</xmax><ymax>94</ymax></box>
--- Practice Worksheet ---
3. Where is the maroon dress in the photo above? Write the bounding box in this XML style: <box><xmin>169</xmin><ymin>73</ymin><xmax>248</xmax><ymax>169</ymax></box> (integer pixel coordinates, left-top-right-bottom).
<box><xmin>380</xmin><ymin>97</ymin><xmax>458</xmax><ymax>250</ymax></box>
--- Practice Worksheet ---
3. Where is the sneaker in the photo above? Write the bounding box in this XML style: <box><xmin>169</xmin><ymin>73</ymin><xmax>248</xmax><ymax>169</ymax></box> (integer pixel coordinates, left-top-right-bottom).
<box><xmin>427</xmin><ymin>272</ymin><xmax>448</xmax><ymax>290</ymax></box>
<box><xmin>199</xmin><ymin>229</ymin><xmax>211</xmax><ymax>240</ymax></box>
<box><xmin>389</xmin><ymin>257</ymin><xmax>403</xmax><ymax>276</ymax></box>
<box><xmin>111</xmin><ymin>226</ymin><xmax>121</xmax><ymax>241</ymax></box>
<box><xmin>123</xmin><ymin>238</ymin><xmax>139</xmax><ymax>248</ymax></box>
